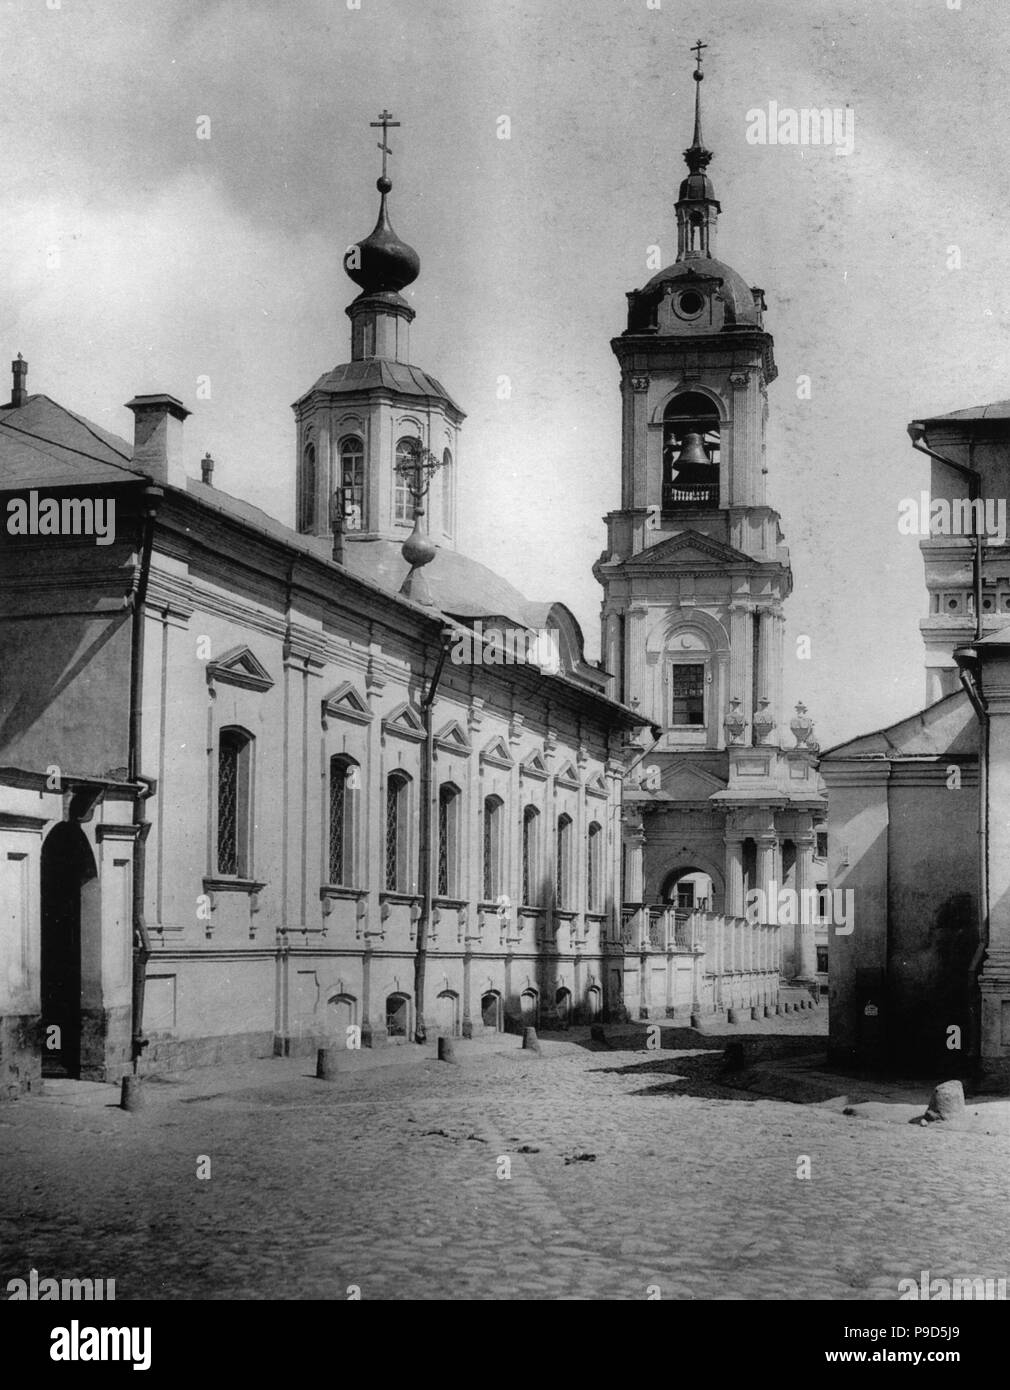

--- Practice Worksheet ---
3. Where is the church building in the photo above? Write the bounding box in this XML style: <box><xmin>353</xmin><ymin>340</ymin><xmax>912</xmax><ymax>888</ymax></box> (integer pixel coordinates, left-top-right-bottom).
<box><xmin>0</xmin><ymin>123</ymin><xmax>647</xmax><ymax>1095</ymax></box>
<box><xmin>597</xmin><ymin>48</ymin><xmax>827</xmax><ymax>1014</ymax></box>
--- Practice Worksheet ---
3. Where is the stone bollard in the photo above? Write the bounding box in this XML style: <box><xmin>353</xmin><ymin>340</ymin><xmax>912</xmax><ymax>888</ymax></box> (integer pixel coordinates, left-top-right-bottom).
<box><xmin>925</xmin><ymin>1079</ymin><xmax>966</xmax><ymax>1122</ymax></box>
<box><xmin>690</xmin><ymin>1013</ymin><xmax>703</xmax><ymax>1031</ymax></box>
<box><xmin>589</xmin><ymin>1024</ymin><xmax>608</xmax><ymax>1047</ymax></box>
<box><xmin>120</xmin><ymin>1075</ymin><xmax>144</xmax><ymax>1112</ymax></box>
<box><xmin>727</xmin><ymin>1007</ymin><xmax>743</xmax><ymax>1024</ymax></box>
<box><xmin>750</xmin><ymin>1006</ymin><xmax>760</xmax><ymax>1021</ymax></box>
<box><xmin>722</xmin><ymin>1041</ymin><xmax>746</xmax><ymax>1072</ymax></box>
<box><xmin>784</xmin><ymin>1002</ymin><xmax>792</xmax><ymax>1013</ymax></box>
<box><xmin>316</xmin><ymin>1048</ymin><xmax>340</xmax><ymax>1080</ymax></box>
<box><xmin>521</xmin><ymin>1026</ymin><xmax>542</xmax><ymax>1054</ymax></box>
<box><xmin>437</xmin><ymin>1035</ymin><xmax>457</xmax><ymax>1064</ymax></box>
<box><xmin>774</xmin><ymin>1003</ymin><xmax>782</xmax><ymax>1015</ymax></box>
<box><xmin>763</xmin><ymin>1005</ymin><xmax>772</xmax><ymax>1018</ymax></box>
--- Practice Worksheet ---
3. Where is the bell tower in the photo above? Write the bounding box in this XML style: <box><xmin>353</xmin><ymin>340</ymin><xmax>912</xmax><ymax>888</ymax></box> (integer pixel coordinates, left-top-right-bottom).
<box><xmin>596</xmin><ymin>45</ymin><xmax>825</xmax><ymax>983</ymax></box>
<box><xmin>292</xmin><ymin>111</ymin><xmax>464</xmax><ymax>555</ymax></box>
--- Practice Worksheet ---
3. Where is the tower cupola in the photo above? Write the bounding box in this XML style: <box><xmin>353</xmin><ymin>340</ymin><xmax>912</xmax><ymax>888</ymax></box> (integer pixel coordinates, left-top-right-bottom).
<box><xmin>676</xmin><ymin>40</ymin><xmax>721</xmax><ymax>260</ymax></box>
<box><xmin>343</xmin><ymin>110</ymin><xmax>419</xmax><ymax>363</ymax></box>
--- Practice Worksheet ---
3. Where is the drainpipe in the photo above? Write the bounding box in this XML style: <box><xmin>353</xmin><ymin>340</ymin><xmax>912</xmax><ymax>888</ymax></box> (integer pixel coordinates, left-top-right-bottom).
<box><xmin>413</xmin><ymin>637</ymin><xmax>451</xmax><ymax>1043</ymax></box>
<box><xmin>127</xmin><ymin>484</ymin><xmax>163</xmax><ymax>1071</ymax></box>
<box><xmin>956</xmin><ymin>652</ymin><xmax>989</xmax><ymax>1069</ymax></box>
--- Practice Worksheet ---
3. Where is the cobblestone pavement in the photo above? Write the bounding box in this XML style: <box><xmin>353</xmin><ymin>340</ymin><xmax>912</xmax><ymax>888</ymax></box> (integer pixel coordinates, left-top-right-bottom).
<box><xmin>2</xmin><ymin>1015</ymin><xmax>1008</xmax><ymax>1301</ymax></box>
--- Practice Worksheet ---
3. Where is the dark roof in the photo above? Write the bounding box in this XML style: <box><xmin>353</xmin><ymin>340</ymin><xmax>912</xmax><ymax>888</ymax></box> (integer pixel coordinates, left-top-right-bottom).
<box><xmin>340</xmin><ymin>537</ymin><xmax>546</xmax><ymax>629</ymax></box>
<box><xmin>295</xmin><ymin>360</ymin><xmax>463</xmax><ymax>415</ymax></box>
<box><xmin>911</xmin><ymin>401</ymin><xmax>1010</xmax><ymax>427</ymax></box>
<box><xmin>0</xmin><ymin>394</ymin><xmax>142</xmax><ymax>487</ymax></box>
<box><xmin>643</xmin><ymin>255</ymin><xmax>761</xmax><ymax>326</ymax></box>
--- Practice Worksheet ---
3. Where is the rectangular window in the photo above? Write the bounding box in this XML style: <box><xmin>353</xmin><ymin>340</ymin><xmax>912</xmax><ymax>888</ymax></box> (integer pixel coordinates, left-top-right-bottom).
<box><xmin>587</xmin><ymin>822</ymin><xmax>602</xmax><ymax>912</ymax></box>
<box><xmin>386</xmin><ymin>775</ymin><xmax>409</xmax><ymax>892</ymax></box>
<box><xmin>556</xmin><ymin>814</ymin><xmax>572</xmax><ymax>908</ymax></box>
<box><xmin>522</xmin><ymin>807</ymin><xmax>539</xmax><ymax>906</ymax></box>
<box><xmin>483</xmin><ymin>797</ymin><xmax>503</xmax><ymax>900</ymax></box>
<box><xmin>217</xmin><ymin>730</ymin><xmax>252</xmax><ymax>877</ymax></box>
<box><xmin>671</xmin><ymin>663</ymin><xmax>705</xmax><ymax>726</ymax></box>
<box><xmin>815</xmin><ymin>830</ymin><xmax>828</xmax><ymax>859</ymax></box>
<box><xmin>816</xmin><ymin>946</ymin><xmax>829</xmax><ymax>974</ymax></box>
<box><xmin>329</xmin><ymin>758</ymin><xmax>358</xmax><ymax>886</ymax></box>
<box><xmin>438</xmin><ymin>785</ymin><xmax>458</xmax><ymax>897</ymax></box>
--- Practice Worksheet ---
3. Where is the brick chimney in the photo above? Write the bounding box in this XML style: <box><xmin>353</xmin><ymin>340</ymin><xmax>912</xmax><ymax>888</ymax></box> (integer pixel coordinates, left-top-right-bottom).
<box><xmin>125</xmin><ymin>394</ymin><xmax>191</xmax><ymax>488</ymax></box>
<box><xmin>10</xmin><ymin>353</ymin><xmax>27</xmax><ymax>407</ymax></box>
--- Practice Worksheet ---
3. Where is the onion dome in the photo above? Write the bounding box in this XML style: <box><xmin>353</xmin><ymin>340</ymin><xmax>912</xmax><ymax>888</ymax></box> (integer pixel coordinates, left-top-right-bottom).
<box><xmin>344</xmin><ymin>176</ymin><xmax>420</xmax><ymax>295</ymax></box>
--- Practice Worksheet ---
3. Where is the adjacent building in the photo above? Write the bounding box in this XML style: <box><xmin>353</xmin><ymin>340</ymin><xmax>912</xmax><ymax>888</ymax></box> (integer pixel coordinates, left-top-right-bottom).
<box><xmin>822</xmin><ymin>402</ymin><xmax>1010</xmax><ymax>1086</ymax></box>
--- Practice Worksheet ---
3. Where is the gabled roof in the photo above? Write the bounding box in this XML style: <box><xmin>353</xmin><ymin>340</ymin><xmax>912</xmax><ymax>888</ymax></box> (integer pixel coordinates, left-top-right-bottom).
<box><xmin>0</xmin><ymin>394</ymin><xmax>141</xmax><ymax>487</ymax></box>
<box><xmin>820</xmin><ymin>689</ymin><xmax>978</xmax><ymax>760</ymax></box>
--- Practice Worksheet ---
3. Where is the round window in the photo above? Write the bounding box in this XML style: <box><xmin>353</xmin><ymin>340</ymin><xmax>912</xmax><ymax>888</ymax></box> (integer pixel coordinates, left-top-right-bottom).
<box><xmin>677</xmin><ymin>290</ymin><xmax>704</xmax><ymax>317</ymax></box>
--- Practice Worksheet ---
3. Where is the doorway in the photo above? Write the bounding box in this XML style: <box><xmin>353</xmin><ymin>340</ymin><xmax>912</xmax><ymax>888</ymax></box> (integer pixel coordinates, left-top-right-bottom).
<box><xmin>40</xmin><ymin>822</ymin><xmax>97</xmax><ymax>1079</ymax></box>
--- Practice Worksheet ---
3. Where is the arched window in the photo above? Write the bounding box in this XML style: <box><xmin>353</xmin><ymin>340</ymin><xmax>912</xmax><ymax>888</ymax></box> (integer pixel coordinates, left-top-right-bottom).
<box><xmin>339</xmin><ymin>436</ymin><xmax>364</xmax><ymax>532</ymax></box>
<box><xmin>437</xmin><ymin>783</ymin><xmax>460</xmax><ymax>897</ymax></box>
<box><xmin>329</xmin><ymin>755</ymin><xmax>359</xmax><ymax>886</ymax></box>
<box><xmin>662</xmin><ymin>392</ymin><xmax>720</xmax><ymax>509</ymax></box>
<box><xmin>556</xmin><ymin>813</ymin><xmax>573</xmax><ymax>908</ymax></box>
<box><xmin>298</xmin><ymin>441</ymin><xmax>317</xmax><ymax>532</ymax></box>
<box><xmin>394</xmin><ymin>437</ymin><xmax>418</xmax><ymax>523</ymax></box>
<box><xmin>217</xmin><ymin>727</ymin><xmax>254</xmax><ymax>876</ymax></box>
<box><xmin>587</xmin><ymin>821</ymin><xmax>603</xmax><ymax>912</ymax></box>
<box><xmin>385</xmin><ymin>772</ymin><xmax>411</xmax><ymax>892</ymax></box>
<box><xmin>441</xmin><ymin>447</ymin><xmax>453</xmax><ymax>535</ymax></box>
<box><xmin>483</xmin><ymin>795</ymin><xmax>504</xmax><ymax>901</ymax></box>
<box><xmin>522</xmin><ymin>805</ymin><xmax>540</xmax><ymax>906</ymax></box>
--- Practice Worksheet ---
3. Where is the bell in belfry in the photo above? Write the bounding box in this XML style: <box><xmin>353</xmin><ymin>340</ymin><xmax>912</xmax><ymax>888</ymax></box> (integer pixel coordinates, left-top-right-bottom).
<box><xmin>667</xmin><ymin>429</ymin><xmax>718</xmax><ymax>494</ymax></box>
<box><xmin>675</xmin><ymin>431</ymin><xmax>709</xmax><ymax>466</ymax></box>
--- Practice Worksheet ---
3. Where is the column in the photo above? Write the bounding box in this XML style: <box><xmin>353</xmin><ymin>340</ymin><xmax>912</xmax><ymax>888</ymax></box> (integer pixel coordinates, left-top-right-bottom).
<box><xmin>794</xmin><ymin>831</ymin><xmax>818</xmax><ymax>982</ymax></box>
<box><xmin>725</xmin><ymin>836</ymin><xmax>745</xmax><ymax>917</ymax></box>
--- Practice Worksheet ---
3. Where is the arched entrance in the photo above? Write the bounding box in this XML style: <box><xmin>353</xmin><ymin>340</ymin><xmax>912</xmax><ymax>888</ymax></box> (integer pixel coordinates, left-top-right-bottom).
<box><xmin>385</xmin><ymin>992</ymin><xmax>410</xmax><ymax>1040</ymax></box>
<box><xmin>40</xmin><ymin>822</ymin><xmax>98</xmax><ymax>1079</ymax></box>
<box><xmin>519</xmin><ymin>988</ymin><xmax>539</xmax><ymax>1027</ymax></box>
<box><xmin>436</xmin><ymin>989</ymin><xmax>459</xmax><ymax>1037</ymax></box>
<box><xmin>661</xmin><ymin>867</ymin><xmax>714</xmax><ymax>912</ymax></box>
<box><xmin>480</xmin><ymin>990</ymin><xmax>503</xmax><ymax>1032</ymax></box>
<box><xmin>328</xmin><ymin>993</ymin><xmax>356</xmax><ymax>1035</ymax></box>
<box><xmin>555</xmin><ymin>986</ymin><xmax>572</xmax><ymax>1024</ymax></box>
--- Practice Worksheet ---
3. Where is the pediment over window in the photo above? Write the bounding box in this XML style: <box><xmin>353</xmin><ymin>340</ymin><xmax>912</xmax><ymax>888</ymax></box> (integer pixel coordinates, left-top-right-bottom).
<box><xmin>207</xmin><ymin>646</ymin><xmax>274</xmax><ymax>693</ymax></box>
<box><xmin>520</xmin><ymin>750</ymin><xmax>548</xmax><ymax>780</ymax></box>
<box><xmin>435</xmin><ymin>719</ymin><xmax>471</xmax><ymax>754</ymax></box>
<box><xmin>382</xmin><ymin>701</ymin><xmax>425</xmax><ymax>742</ymax></box>
<box><xmin>586</xmin><ymin>771</ymin><xmax>608</xmax><ymax>797</ymax></box>
<box><xmin>480</xmin><ymin>735</ymin><xmax>514</xmax><ymax>768</ymax></box>
<box><xmin>555</xmin><ymin>760</ymin><xmax>581</xmax><ymax>788</ymax></box>
<box><xmin>322</xmin><ymin>680</ymin><xmax>373</xmax><ymax>728</ymax></box>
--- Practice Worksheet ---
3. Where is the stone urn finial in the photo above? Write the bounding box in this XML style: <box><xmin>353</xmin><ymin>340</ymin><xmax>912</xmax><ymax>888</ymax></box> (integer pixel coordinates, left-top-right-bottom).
<box><xmin>790</xmin><ymin>701</ymin><xmax>817</xmax><ymax>748</ymax></box>
<box><xmin>752</xmin><ymin>696</ymin><xmax>775</xmax><ymax>744</ymax></box>
<box><xmin>724</xmin><ymin>696</ymin><xmax>747</xmax><ymax>746</ymax></box>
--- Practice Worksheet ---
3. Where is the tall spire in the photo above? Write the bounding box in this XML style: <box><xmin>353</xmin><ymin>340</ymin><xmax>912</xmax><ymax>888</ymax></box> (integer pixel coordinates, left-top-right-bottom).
<box><xmin>675</xmin><ymin>40</ymin><xmax>721</xmax><ymax>261</ymax></box>
<box><xmin>688</xmin><ymin>39</ymin><xmax>708</xmax><ymax>158</ymax></box>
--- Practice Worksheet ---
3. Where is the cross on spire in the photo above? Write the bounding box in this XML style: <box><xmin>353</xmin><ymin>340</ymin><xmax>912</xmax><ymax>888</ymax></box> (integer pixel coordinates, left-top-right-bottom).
<box><xmin>369</xmin><ymin>108</ymin><xmax>400</xmax><ymax>180</ymax></box>
<box><xmin>691</xmin><ymin>39</ymin><xmax>707</xmax><ymax>73</ymax></box>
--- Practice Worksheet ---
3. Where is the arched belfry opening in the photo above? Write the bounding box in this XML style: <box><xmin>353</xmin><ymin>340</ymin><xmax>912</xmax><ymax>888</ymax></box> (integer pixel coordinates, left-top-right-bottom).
<box><xmin>40</xmin><ymin>821</ymin><xmax>98</xmax><ymax>1079</ymax></box>
<box><xmin>662</xmin><ymin>392</ymin><xmax>720</xmax><ymax>509</ymax></box>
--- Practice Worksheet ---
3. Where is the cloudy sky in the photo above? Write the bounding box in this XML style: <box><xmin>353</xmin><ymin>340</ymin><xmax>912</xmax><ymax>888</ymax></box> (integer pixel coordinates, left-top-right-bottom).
<box><xmin>3</xmin><ymin>0</ymin><xmax>1009</xmax><ymax>746</ymax></box>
